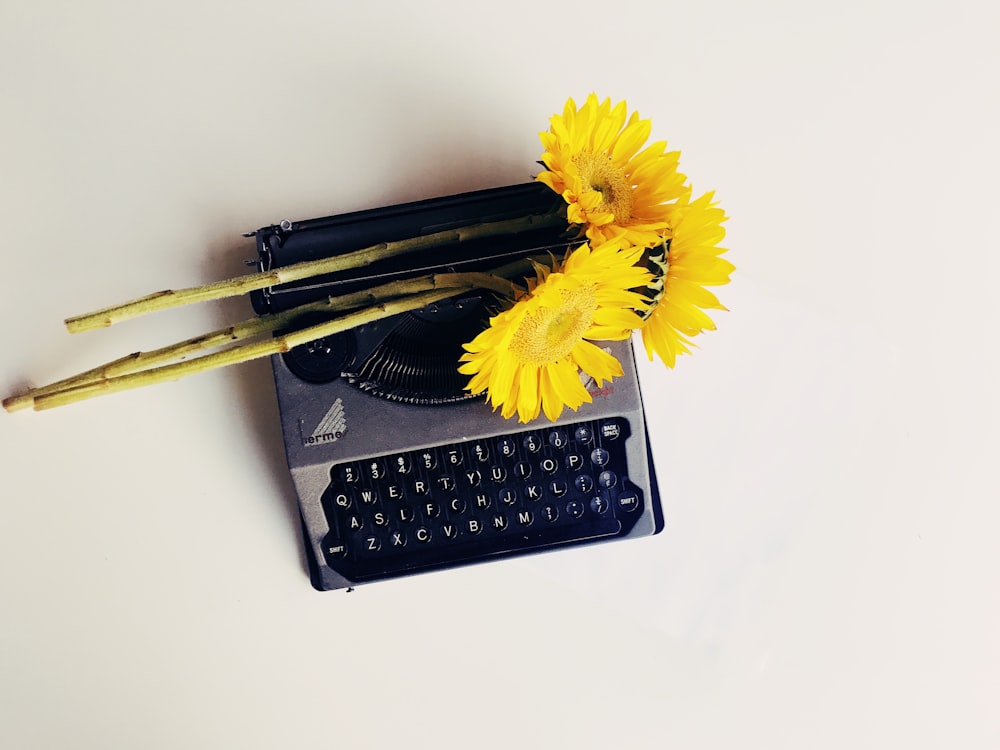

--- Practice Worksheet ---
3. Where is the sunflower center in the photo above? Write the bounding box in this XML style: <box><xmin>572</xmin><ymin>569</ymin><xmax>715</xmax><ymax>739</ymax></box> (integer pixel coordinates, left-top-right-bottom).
<box><xmin>572</xmin><ymin>151</ymin><xmax>633</xmax><ymax>223</ymax></box>
<box><xmin>510</xmin><ymin>286</ymin><xmax>597</xmax><ymax>364</ymax></box>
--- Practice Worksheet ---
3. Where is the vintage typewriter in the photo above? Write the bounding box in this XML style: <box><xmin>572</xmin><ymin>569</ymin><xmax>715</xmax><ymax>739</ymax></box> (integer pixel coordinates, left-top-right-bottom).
<box><xmin>249</xmin><ymin>183</ymin><xmax>664</xmax><ymax>590</ymax></box>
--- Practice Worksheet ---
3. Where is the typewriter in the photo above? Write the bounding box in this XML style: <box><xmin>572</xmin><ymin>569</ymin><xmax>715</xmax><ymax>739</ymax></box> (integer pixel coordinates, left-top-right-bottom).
<box><xmin>249</xmin><ymin>183</ymin><xmax>664</xmax><ymax>590</ymax></box>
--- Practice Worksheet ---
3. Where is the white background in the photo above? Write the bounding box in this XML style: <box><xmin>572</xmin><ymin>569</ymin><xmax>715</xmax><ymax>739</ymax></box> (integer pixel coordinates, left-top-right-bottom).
<box><xmin>1</xmin><ymin>1</ymin><xmax>997</xmax><ymax>748</ymax></box>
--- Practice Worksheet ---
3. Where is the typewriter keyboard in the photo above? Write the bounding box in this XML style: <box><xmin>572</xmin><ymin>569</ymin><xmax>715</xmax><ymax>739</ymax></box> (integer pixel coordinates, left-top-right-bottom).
<box><xmin>319</xmin><ymin>416</ymin><xmax>646</xmax><ymax>581</ymax></box>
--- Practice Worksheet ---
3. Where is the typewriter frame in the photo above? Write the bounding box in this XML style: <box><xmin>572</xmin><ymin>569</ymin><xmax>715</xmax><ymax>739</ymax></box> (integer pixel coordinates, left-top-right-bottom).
<box><xmin>248</xmin><ymin>183</ymin><xmax>664</xmax><ymax>590</ymax></box>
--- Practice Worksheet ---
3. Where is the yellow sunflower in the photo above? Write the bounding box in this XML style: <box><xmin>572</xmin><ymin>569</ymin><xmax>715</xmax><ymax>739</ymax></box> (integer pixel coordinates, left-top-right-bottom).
<box><xmin>536</xmin><ymin>94</ymin><xmax>689</xmax><ymax>248</ymax></box>
<box><xmin>460</xmin><ymin>240</ymin><xmax>651</xmax><ymax>423</ymax></box>
<box><xmin>640</xmin><ymin>190</ymin><xmax>734</xmax><ymax>367</ymax></box>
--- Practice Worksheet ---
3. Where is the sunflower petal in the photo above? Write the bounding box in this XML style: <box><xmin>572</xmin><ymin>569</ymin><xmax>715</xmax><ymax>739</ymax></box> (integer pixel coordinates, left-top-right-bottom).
<box><xmin>572</xmin><ymin>340</ymin><xmax>623</xmax><ymax>385</ymax></box>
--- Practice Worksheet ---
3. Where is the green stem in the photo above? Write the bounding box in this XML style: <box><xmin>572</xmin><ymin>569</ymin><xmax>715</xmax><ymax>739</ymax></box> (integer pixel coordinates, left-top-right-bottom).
<box><xmin>4</xmin><ymin>271</ymin><xmax>517</xmax><ymax>413</ymax></box>
<box><xmin>34</xmin><ymin>288</ymin><xmax>463</xmax><ymax>411</ymax></box>
<box><xmin>64</xmin><ymin>212</ymin><xmax>564</xmax><ymax>333</ymax></box>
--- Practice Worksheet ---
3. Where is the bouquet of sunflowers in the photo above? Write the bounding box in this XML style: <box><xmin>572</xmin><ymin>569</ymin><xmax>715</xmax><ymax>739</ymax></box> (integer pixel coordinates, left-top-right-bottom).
<box><xmin>3</xmin><ymin>95</ymin><xmax>733</xmax><ymax>421</ymax></box>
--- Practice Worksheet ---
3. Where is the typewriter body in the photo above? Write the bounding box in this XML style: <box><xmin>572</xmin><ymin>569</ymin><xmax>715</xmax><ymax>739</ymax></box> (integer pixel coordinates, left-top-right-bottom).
<box><xmin>249</xmin><ymin>183</ymin><xmax>664</xmax><ymax>590</ymax></box>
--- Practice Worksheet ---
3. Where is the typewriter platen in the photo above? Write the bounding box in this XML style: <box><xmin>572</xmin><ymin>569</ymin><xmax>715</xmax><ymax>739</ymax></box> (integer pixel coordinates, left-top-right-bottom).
<box><xmin>249</xmin><ymin>183</ymin><xmax>664</xmax><ymax>590</ymax></box>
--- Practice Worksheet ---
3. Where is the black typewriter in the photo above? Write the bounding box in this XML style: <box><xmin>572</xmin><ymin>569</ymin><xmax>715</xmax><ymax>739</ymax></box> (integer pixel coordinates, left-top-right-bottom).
<box><xmin>249</xmin><ymin>183</ymin><xmax>664</xmax><ymax>590</ymax></box>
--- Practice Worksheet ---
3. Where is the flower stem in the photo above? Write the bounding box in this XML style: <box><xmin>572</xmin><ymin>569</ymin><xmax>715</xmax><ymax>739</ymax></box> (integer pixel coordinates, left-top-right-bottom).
<box><xmin>64</xmin><ymin>213</ymin><xmax>564</xmax><ymax>333</ymax></box>
<box><xmin>32</xmin><ymin>288</ymin><xmax>463</xmax><ymax>411</ymax></box>
<box><xmin>4</xmin><ymin>271</ymin><xmax>517</xmax><ymax>413</ymax></box>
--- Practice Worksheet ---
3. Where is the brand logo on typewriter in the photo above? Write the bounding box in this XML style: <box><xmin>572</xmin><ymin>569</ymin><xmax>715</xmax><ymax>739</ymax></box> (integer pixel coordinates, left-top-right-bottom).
<box><xmin>301</xmin><ymin>399</ymin><xmax>347</xmax><ymax>446</ymax></box>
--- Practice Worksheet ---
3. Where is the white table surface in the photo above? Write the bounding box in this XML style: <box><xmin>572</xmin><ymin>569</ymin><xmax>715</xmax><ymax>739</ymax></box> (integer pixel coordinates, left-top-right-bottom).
<box><xmin>2</xmin><ymin>2</ymin><xmax>997</xmax><ymax>748</ymax></box>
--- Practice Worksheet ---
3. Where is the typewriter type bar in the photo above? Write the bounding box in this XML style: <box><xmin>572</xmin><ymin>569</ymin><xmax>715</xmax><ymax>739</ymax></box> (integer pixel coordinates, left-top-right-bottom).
<box><xmin>251</xmin><ymin>183</ymin><xmax>664</xmax><ymax>590</ymax></box>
